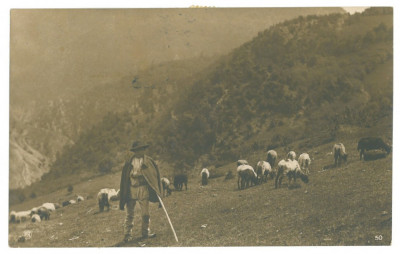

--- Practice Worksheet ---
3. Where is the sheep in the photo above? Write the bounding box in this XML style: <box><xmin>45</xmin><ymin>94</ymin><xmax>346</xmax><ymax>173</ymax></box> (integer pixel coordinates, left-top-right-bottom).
<box><xmin>109</xmin><ymin>189</ymin><xmax>120</xmax><ymax>201</ymax></box>
<box><xmin>41</xmin><ymin>203</ymin><xmax>56</xmax><ymax>212</ymax></box>
<box><xmin>161</xmin><ymin>178</ymin><xmax>172</xmax><ymax>197</ymax></box>
<box><xmin>62</xmin><ymin>200</ymin><xmax>71</xmax><ymax>207</ymax></box>
<box><xmin>9</xmin><ymin>211</ymin><xmax>17</xmax><ymax>223</ymax></box>
<box><xmin>275</xmin><ymin>159</ymin><xmax>309</xmax><ymax>189</ymax></box>
<box><xmin>31</xmin><ymin>214</ymin><xmax>41</xmax><ymax>223</ymax></box>
<box><xmin>333</xmin><ymin>143</ymin><xmax>347</xmax><ymax>167</ymax></box>
<box><xmin>77</xmin><ymin>195</ymin><xmax>85</xmax><ymax>202</ymax></box>
<box><xmin>287</xmin><ymin>151</ymin><xmax>296</xmax><ymax>161</ymax></box>
<box><xmin>30</xmin><ymin>206</ymin><xmax>41</xmax><ymax>215</ymax></box>
<box><xmin>37</xmin><ymin>207</ymin><xmax>50</xmax><ymax>220</ymax></box>
<box><xmin>174</xmin><ymin>174</ymin><xmax>188</xmax><ymax>191</ymax></box>
<box><xmin>54</xmin><ymin>203</ymin><xmax>61</xmax><ymax>209</ymax></box>
<box><xmin>298</xmin><ymin>153</ymin><xmax>311</xmax><ymax>175</ymax></box>
<box><xmin>357</xmin><ymin>137</ymin><xmax>391</xmax><ymax>160</ymax></box>
<box><xmin>237</xmin><ymin>164</ymin><xmax>257</xmax><ymax>190</ymax></box>
<box><xmin>237</xmin><ymin>160</ymin><xmax>249</xmax><ymax>166</ymax></box>
<box><xmin>200</xmin><ymin>168</ymin><xmax>210</xmax><ymax>186</ymax></box>
<box><xmin>97</xmin><ymin>188</ymin><xmax>119</xmax><ymax>212</ymax></box>
<box><xmin>266</xmin><ymin>150</ymin><xmax>278</xmax><ymax>168</ymax></box>
<box><xmin>69</xmin><ymin>199</ymin><xmax>76</xmax><ymax>204</ymax></box>
<box><xmin>10</xmin><ymin>210</ymin><xmax>31</xmax><ymax>223</ymax></box>
<box><xmin>256</xmin><ymin>161</ymin><xmax>274</xmax><ymax>184</ymax></box>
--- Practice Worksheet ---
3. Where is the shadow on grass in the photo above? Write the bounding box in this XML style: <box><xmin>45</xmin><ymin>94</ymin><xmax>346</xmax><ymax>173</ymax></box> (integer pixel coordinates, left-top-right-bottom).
<box><xmin>288</xmin><ymin>183</ymin><xmax>302</xmax><ymax>189</ymax></box>
<box><xmin>363</xmin><ymin>152</ymin><xmax>388</xmax><ymax>161</ymax></box>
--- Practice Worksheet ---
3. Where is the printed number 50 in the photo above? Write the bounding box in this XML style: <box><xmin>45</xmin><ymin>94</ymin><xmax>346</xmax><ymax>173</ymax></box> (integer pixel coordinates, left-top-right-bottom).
<box><xmin>375</xmin><ymin>235</ymin><xmax>383</xmax><ymax>241</ymax></box>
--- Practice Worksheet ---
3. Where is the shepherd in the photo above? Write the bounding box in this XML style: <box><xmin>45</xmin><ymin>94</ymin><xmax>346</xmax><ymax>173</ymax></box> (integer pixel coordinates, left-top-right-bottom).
<box><xmin>119</xmin><ymin>141</ymin><xmax>164</xmax><ymax>243</ymax></box>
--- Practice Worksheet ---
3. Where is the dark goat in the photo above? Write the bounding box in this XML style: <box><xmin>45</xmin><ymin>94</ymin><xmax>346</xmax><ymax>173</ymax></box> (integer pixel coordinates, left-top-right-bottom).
<box><xmin>174</xmin><ymin>174</ymin><xmax>188</xmax><ymax>191</ymax></box>
<box><xmin>357</xmin><ymin>137</ymin><xmax>391</xmax><ymax>160</ymax></box>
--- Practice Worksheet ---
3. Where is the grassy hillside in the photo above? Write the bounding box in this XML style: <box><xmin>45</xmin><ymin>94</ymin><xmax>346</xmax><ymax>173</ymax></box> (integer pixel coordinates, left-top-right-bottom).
<box><xmin>150</xmin><ymin>8</ymin><xmax>392</xmax><ymax>167</ymax></box>
<box><xmin>8</xmin><ymin>121</ymin><xmax>392</xmax><ymax>246</ymax></box>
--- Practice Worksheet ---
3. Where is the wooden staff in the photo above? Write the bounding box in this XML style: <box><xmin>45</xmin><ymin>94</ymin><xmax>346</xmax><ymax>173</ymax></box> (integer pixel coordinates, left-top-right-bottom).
<box><xmin>157</xmin><ymin>194</ymin><xmax>179</xmax><ymax>242</ymax></box>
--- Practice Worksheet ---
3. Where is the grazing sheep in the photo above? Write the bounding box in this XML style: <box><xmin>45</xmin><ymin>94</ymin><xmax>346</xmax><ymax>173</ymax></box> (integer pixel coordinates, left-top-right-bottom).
<box><xmin>333</xmin><ymin>143</ymin><xmax>348</xmax><ymax>167</ymax></box>
<box><xmin>41</xmin><ymin>203</ymin><xmax>56</xmax><ymax>212</ymax></box>
<box><xmin>69</xmin><ymin>199</ymin><xmax>76</xmax><ymax>204</ymax></box>
<box><xmin>97</xmin><ymin>191</ymin><xmax>110</xmax><ymax>212</ymax></box>
<box><xmin>9</xmin><ymin>211</ymin><xmax>17</xmax><ymax>223</ymax></box>
<box><xmin>237</xmin><ymin>164</ymin><xmax>257</xmax><ymax>190</ymax></box>
<box><xmin>31</xmin><ymin>214</ymin><xmax>41</xmax><ymax>223</ymax></box>
<box><xmin>109</xmin><ymin>189</ymin><xmax>120</xmax><ymax>201</ymax></box>
<box><xmin>287</xmin><ymin>151</ymin><xmax>296</xmax><ymax>161</ymax></box>
<box><xmin>161</xmin><ymin>178</ymin><xmax>172</xmax><ymax>197</ymax></box>
<box><xmin>62</xmin><ymin>200</ymin><xmax>71</xmax><ymax>207</ymax></box>
<box><xmin>256</xmin><ymin>161</ymin><xmax>274</xmax><ymax>184</ymax></box>
<box><xmin>174</xmin><ymin>174</ymin><xmax>188</xmax><ymax>191</ymax></box>
<box><xmin>77</xmin><ymin>195</ymin><xmax>85</xmax><ymax>202</ymax></box>
<box><xmin>266</xmin><ymin>150</ymin><xmax>278</xmax><ymax>168</ymax></box>
<box><xmin>10</xmin><ymin>211</ymin><xmax>31</xmax><ymax>223</ymax></box>
<box><xmin>200</xmin><ymin>168</ymin><xmax>210</xmax><ymax>186</ymax></box>
<box><xmin>30</xmin><ymin>206</ymin><xmax>41</xmax><ymax>215</ymax></box>
<box><xmin>97</xmin><ymin>188</ymin><xmax>118</xmax><ymax>212</ymax></box>
<box><xmin>275</xmin><ymin>159</ymin><xmax>309</xmax><ymax>189</ymax></box>
<box><xmin>237</xmin><ymin>160</ymin><xmax>249</xmax><ymax>166</ymax></box>
<box><xmin>37</xmin><ymin>207</ymin><xmax>50</xmax><ymax>220</ymax></box>
<box><xmin>357</xmin><ymin>137</ymin><xmax>391</xmax><ymax>160</ymax></box>
<box><xmin>298</xmin><ymin>153</ymin><xmax>311</xmax><ymax>175</ymax></box>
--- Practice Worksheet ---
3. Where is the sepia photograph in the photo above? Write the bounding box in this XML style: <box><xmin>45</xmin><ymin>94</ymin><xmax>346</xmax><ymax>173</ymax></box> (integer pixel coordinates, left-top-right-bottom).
<box><xmin>5</xmin><ymin>0</ymin><xmax>396</xmax><ymax>249</ymax></box>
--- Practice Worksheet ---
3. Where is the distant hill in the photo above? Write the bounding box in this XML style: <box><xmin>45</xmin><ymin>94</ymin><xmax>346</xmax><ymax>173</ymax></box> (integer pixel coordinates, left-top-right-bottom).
<box><xmin>10</xmin><ymin>7</ymin><xmax>346</xmax><ymax>190</ymax></box>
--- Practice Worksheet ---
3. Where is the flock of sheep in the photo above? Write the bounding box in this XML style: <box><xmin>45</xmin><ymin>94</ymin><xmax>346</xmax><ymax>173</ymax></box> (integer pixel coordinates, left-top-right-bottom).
<box><xmin>9</xmin><ymin>189</ymin><xmax>121</xmax><ymax>225</ymax></box>
<box><xmin>9</xmin><ymin>137</ymin><xmax>390</xmax><ymax>232</ymax></box>
<box><xmin>9</xmin><ymin>195</ymin><xmax>87</xmax><ymax>225</ymax></box>
<box><xmin>235</xmin><ymin>150</ymin><xmax>312</xmax><ymax>190</ymax></box>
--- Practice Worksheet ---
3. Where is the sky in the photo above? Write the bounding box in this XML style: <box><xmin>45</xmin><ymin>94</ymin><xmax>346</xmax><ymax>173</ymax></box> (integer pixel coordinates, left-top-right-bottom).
<box><xmin>342</xmin><ymin>7</ymin><xmax>369</xmax><ymax>14</ymax></box>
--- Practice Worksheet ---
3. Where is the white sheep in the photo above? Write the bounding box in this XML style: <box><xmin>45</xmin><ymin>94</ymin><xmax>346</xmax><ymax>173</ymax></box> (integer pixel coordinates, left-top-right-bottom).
<box><xmin>161</xmin><ymin>178</ymin><xmax>172</xmax><ymax>197</ymax></box>
<box><xmin>333</xmin><ymin>143</ymin><xmax>348</xmax><ymax>167</ymax></box>
<box><xmin>256</xmin><ymin>161</ymin><xmax>274</xmax><ymax>183</ymax></box>
<box><xmin>69</xmin><ymin>199</ymin><xmax>76</xmax><ymax>204</ymax></box>
<box><xmin>275</xmin><ymin>159</ymin><xmax>309</xmax><ymax>189</ymax></box>
<box><xmin>77</xmin><ymin>195</ymin><xmax>85</xmax><ymax>202</ymax></box>
<box><xmin>237</xmin><ymin>164</ymin><xmax>257</xmax><ymax>189</ymax></box>
<box><xmin>41</xmin><ymin>203</ymin><xmax>56</xmax><ymax>212</ymax></box>
<box><xmin>237</xmin><ymin>160</ymin><xmax>249</xmax><ymax>166</ymax></box>
<box><xmin>108</xmin><ymin>189</ymin><xmax>120</xmax><ymax>201</ymax></box>
<box><xmin>200</xmin><ymin>168</ymin><xmax>210</xmax><ymax>185</ymax></box>
<box><xmin>97</xmin><ymin>188</ymin><xmax>118</xmax><ymax>212</ymax></box>
<box><xmin>31</xmin><ymin>214</ymin><xmax>41</xmax><ymax>223</ymax></box>
<box><xmin>10</xmin><ymin>210</ymin><xmax>31</xmax><ymax>223</ymax></box>
<box><xmin>298</xmin><ymin>153</ymin><xmax>311</xmax><ymax>175</ymax></box>
<box><xmin>30</xmin><ymin>206</ymin><xmax>41</xmax><ymax>215</ymax></box>
<box><xmin>287</xmin><ymin>151</ymin><xmax>297</xmax><ymax>161</ymax></box>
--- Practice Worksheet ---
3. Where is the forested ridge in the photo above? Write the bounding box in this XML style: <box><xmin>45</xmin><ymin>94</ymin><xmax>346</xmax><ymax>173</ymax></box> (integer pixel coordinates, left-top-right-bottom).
<box><xmin>13</xmin><ymin>8</ymin><xmax>392</xmax><ymax>201</ymax></box>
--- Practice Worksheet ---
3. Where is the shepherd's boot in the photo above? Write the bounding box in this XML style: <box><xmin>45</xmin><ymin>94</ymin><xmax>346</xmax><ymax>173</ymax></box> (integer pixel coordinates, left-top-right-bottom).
<box><xmin>141</xmin><ymin>215</ymin><xmax>156</xmax><ymax>239</ymax></box>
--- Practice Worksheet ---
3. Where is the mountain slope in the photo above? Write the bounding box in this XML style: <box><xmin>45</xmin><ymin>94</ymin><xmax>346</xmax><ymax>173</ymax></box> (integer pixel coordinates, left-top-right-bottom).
<box><xmin>151</xmin><ymin>7</ymin><xmax>393</xmax><ymax>166</ymax></box>
<box><xmin>10</xmin><ymin>8</ymin><xmax>347</xmax><ymax>189</ymax></box>
<box><xmin>35</xmin><ymin>8</ymin><xmax>393</xmax><ymax>185</ymax></box>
